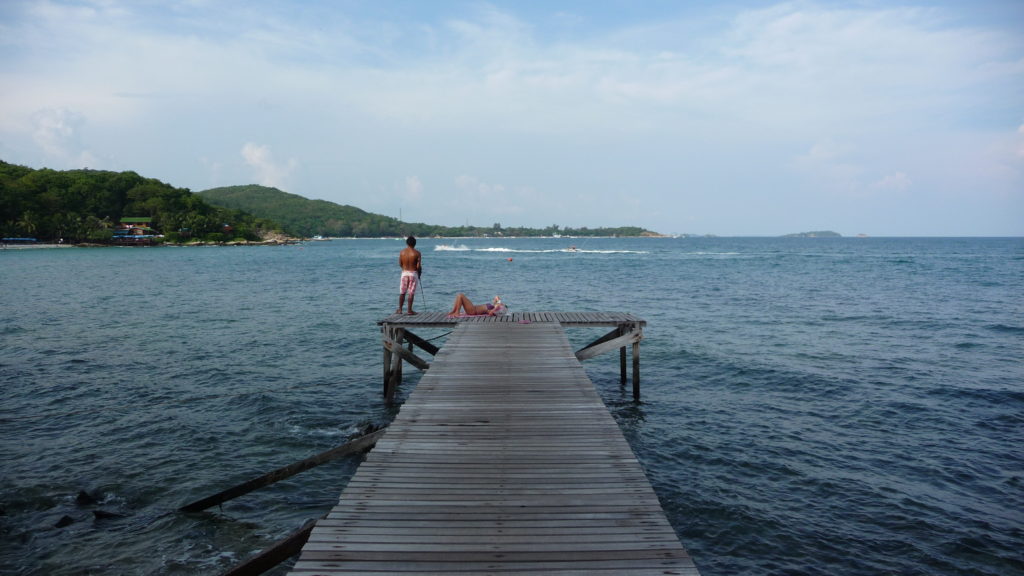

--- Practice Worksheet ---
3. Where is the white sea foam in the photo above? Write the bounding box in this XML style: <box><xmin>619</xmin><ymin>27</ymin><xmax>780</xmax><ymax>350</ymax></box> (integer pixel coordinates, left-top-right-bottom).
<box><xmin>435</xmin><ymin>245</ymin><xmax>648</xmax><ymax>255</ymax></box>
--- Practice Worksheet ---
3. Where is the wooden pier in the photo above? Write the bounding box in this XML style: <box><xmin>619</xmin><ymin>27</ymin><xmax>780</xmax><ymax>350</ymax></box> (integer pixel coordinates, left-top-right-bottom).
<box><xmin>287</xmin><ymin>317</ymin><xmax>699</xmax><ymax>575</ymax></box>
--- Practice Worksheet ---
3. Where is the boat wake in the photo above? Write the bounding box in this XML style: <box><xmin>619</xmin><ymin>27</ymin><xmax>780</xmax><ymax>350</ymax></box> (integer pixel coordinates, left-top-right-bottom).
<box><xmin>434</xmin><ymin>244</ymin><xmax>647</xmax><ymax>255</ymax></box>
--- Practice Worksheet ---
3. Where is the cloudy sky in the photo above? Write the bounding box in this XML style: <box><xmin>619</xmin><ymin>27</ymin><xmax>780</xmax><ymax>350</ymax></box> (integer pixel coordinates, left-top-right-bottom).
<box><xmin>1</xmin><ymin>1</ymin><xmax>1021</xmax><ymax>236</ymax></box>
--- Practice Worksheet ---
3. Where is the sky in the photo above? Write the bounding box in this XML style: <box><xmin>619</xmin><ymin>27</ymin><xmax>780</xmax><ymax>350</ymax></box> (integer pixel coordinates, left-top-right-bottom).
<box><xmin>1</xmin><ymin>1</ymin><xmax>1022</xmax><ymax>236</ymax></box>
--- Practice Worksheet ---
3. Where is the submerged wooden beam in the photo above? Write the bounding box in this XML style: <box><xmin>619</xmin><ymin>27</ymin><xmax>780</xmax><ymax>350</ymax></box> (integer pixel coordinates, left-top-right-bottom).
<box><xmin>222</xmin><ymin>518</ymin><xmax>319</xmax><ymax>576</ymax></box>
<box><xmin>180</xmin><ymin>429</ymin><xmax>386</xmax><ymax>513</ymax></box>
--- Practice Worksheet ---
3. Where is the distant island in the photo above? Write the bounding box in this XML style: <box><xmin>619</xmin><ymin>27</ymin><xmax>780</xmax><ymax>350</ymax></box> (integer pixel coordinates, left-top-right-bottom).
<box><xmin>0</xmin><ymin>160</ymin><xmax>660</xmax><ymax>244</ymax></box>
<box><xmin>781</xmin><ymin>231</ymin><xmax>842</xmax><ymax>238</ymax></box>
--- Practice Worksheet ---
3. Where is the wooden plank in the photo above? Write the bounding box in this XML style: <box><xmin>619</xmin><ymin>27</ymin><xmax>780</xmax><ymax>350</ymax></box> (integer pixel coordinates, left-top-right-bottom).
<box><xmin>223</xmin><ymin>518</ymin><xmax>318</xmax><ymax>576</ymax></box>
<box><xmin>180</xmin><ymin>429</ymin><xmax>385</xmax><ymax>512</ymax></box>
<box><xmin>401</xmin><ymin>329</ymin><xmax>440</xmax><ymax>356</ymax></box>
<box><xmin>574</xmin><ymin>328</ymin><xmax>642</xmax><ymax>361</ymax></box>
<box><xmin>382</xmin><ymin>339</ymin><xmax>430</xmax><ymax>371</ymax></box>
<box><xmin>293</xmin><ymin>322</ymin><xmax>696</xmax><ymax>575</ymax></box>
<box><xmin>377</xmin><ymin>310</ymin><xmax>647</xmax><ymax>328</ymax></box>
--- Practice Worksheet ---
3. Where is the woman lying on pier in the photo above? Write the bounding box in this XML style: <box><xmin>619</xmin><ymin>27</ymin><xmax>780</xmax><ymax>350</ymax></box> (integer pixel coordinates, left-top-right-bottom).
<box><xmin>448</xmin><ymin>293</ymin><xmax>507</xmax><ymax>316</ymax></box>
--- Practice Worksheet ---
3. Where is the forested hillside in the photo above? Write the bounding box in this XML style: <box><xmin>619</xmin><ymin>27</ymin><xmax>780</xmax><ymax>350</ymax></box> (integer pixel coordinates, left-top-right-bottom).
<box><xmin>200</xmin><ymin>185</ymin><xmax>658</xmax><ymax>238</ymax></box>
<box><xmin>199</xmin><ymin>185</ymin><xmax>400</xmax><ymax>238</ymax></box>
<box><xmin>0</xmin><ymin>161</ymin><xmax>281</xmax><ymax>243</ymax></box>
<box><xmin>1</xmin><ymin>160</ymin><xmax>657</xmax><ymax>243</ymax></box>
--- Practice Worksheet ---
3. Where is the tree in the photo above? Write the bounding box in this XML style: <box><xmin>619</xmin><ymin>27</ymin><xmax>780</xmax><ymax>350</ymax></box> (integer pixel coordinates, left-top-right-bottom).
<box><xmin>0</xmin><ymin>161</ymin><xmax>277</xmax><ymax>243</ymax></box>
<box><xmin>17</xmin><ymin>211</ymin><xmax>38</xmax><ymax>236</ymax></box>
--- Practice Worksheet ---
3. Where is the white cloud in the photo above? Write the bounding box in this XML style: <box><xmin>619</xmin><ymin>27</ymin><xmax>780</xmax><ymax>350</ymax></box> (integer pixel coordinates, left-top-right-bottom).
<box><xmin>403</xmin><ymin>176</ymin><xmax>423</xmax><ymax>202</ymax></box>
<box><xmin>240</xmin><ymin>143</ymin><xmax>297</xmax><ymax>189</ymax></box>
<box><xmin>31</xmin><ymin>107</ymin><xmax>83</xmax><ymax>157</ymax></box>
<box><xmin>871</xmin><ymin>172</ymin><xmax>912</xmax><ymax>192</ymax></box>
<box><xmin>28</xmin><ymin>107</ymin><xmax>97</xmax><ymax>167</ymax></box>
<box><xmin>455</xmin><ymin>174</ymin><xmax>507</xmax><ymax>203</ymax></box>
<box><xmin>792</xmin><ymin>140</ymin><xmax>862</xmax><ymax>193</ymax></box>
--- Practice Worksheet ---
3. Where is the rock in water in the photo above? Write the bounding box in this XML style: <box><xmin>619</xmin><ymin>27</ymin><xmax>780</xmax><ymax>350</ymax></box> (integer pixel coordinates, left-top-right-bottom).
<box><xmin>93</xmin><ymin>509</ymin><xmax>125</xmax><ymax>520</ymax></box>
<box><xmin>75</xmin><ymin>490</ymin><xmax>99</xmax><ymax>506</ymax></box>
<box><xmin>54</xmin><ymin>515</ymin><xmax>75</xmax><ymax>528</ymax></box>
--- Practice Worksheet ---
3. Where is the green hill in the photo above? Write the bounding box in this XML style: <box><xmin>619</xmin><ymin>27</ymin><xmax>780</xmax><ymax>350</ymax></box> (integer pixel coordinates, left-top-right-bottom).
<box><xmin>0</xmin><ymin>160</ymin><xmax>281</xmax><ymax>243</ymax></box>
<box><xmin>199</xmin><ymin>185</ymin><xmax>659</xmax><ymax>238</ymax></box>
<box><xmin>199</xmin><ymin>185</ymin><xmax>400</xmax><ymax>238</ymax></box>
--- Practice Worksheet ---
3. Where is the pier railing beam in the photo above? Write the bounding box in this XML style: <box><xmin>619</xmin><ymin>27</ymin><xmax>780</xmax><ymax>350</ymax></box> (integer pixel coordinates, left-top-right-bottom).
<box><xmin>381</xmin><ymin>325</ymin><xmax>438</xmax><ymax>403</ymax></box>
<box><xmin>574</xmin><ymin>321</ymin><xmax>643</xmax><ymax>399</ymax></box>
<box><xmin>384</xmin><ymin>339</ymin><xmax>430</xmax><ymax>371</ymax></box>
<box><xmin>402</xmin><ymin>330</ymin><xmax>440</xmax><ymax>356</ymax></box>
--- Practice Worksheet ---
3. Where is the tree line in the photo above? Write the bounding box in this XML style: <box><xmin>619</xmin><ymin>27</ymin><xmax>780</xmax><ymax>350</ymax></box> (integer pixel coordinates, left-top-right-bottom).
<box><xmin>0</xmin><ymin>160</ymin><xmax>659</xmax><ymax>243</ymax></box>
<box><xmin>0</xmin><ymin>161</ymin><xmax>281</xmax><ymax>243</ymax></box>
<box><xmin>200</xmin><ymin>185</ymin><xmax>658</xmax><ymax>238</ymax></box>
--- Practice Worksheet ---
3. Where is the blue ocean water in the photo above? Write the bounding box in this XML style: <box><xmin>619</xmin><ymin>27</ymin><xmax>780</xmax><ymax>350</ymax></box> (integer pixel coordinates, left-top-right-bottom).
<box><xmin>1</xmin><ymin>237</ymin><xmax>1022</xmax><ymax>575</ymax></box>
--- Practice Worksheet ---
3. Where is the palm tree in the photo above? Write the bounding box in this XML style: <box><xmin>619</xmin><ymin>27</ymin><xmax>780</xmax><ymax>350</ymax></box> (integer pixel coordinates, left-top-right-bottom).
<box><xmin>17</xmin><ymin>211</ymin><xmax>38</xmax><ymax>237</ymax></box>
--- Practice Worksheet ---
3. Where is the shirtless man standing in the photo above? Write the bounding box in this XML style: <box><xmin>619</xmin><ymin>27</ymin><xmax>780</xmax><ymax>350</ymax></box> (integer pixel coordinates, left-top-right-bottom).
<box><xmin>397</xmin><ymin>236</ymin><xmax>422</xmax><ymax>315</ymax></box>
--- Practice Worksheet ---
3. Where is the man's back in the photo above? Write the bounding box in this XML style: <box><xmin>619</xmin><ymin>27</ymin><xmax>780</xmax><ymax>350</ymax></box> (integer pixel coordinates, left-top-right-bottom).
<box><xmin>400</xmin><ymin>246</ymin><xmax>421</xmax><ymax>271</ymax></box>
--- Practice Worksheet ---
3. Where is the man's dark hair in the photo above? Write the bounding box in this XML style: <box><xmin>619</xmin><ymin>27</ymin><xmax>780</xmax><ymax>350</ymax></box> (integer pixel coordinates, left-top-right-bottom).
<box><xmin>406</xmin><ymin>236</ymin><xmax>416</xmax><ymax>247</ymax></box>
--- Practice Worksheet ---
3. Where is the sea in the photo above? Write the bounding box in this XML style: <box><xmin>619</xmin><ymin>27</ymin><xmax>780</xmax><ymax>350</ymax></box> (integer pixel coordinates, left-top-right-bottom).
<box><xmin>1</xmin><ymin>236</ymin><xmax>1022</xmax><ymax>576</ymax></box>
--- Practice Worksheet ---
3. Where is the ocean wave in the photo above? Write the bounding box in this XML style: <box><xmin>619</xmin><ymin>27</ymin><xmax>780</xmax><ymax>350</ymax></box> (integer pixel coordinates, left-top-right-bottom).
<box><xmin>434</xmin><ymin>244</ymin><xmax>647</xmax><ymax>254</ymax></box>
<box><xmin>986</xmin><ymin>323</ymin><xmax>1024</xmax><ymax>334</ymax></box>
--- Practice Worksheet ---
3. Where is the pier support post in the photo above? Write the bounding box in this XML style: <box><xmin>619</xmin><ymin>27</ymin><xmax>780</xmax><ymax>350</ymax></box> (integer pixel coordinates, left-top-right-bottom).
<box><xmin>382</xmin><ymin>325</ymin><xmax>405</xmax><ymax>402</ymax></box>
<box><xmin>620</xmin><ymin>326</ymin><xmax>628</xmax><ymax>386</ymax></box>
<box><xmin>632</xmin><ymin>334</ymin><xmax>641</xmax><ymax>401</ymax></box>
<box><xmin>575</xmin><ymin>321</ymin><xmax>643</xmax><ymax>401</ymax></box>
<box><xmin>383</xmin><ymin>333</ymin><xmax>392</xmax><ymax>396</ymax></box>
<box><xmin>381</xmin><ymin>324</ymin><xmax>435</xmax><ymax>403</ymax></box>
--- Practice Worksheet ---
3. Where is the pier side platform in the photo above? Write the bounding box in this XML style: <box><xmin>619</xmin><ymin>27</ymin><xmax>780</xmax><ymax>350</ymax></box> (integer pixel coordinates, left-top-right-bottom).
<box><xmin>288</xmin><ymin>321</ymin><xmax>699</xmax><ymax>575</ymax></box>
<box><xmin>379</xmin><ymin>311</ymin><xmax>646</xmax><ymax>401</ymax></box>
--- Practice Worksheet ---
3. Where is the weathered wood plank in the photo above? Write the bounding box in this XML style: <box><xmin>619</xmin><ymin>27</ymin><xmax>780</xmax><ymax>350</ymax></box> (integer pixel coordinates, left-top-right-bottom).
<box><xmin>180</xmin><ymin>429</ymin><xmax>385</xmax><ymax>512</ymax></box>
<box><xmin>289</xmin><ymin>322</ymin><xmax>697</xmax><ymax>575</ymax></box>
<box><xmin>291</xmin><ymin>562</ymin><xmax>699</xmax><ymax>576</ymax></box>
<box><xmin>575</xmin><ymin>328</ymin><xmax>642</xmax><ymax>361</ymax></box>
<box><xmin>378</xmin><ymin>311</ymin><xmax>647</xmax><ymax>328</ymax></box>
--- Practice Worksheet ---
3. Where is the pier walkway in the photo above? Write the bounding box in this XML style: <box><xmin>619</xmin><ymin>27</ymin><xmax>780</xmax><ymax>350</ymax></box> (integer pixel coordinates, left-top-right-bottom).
<box><xmin>288</xmin><ymin>320</ymin><xmax>699</xmax><ymax>575</ymax></box>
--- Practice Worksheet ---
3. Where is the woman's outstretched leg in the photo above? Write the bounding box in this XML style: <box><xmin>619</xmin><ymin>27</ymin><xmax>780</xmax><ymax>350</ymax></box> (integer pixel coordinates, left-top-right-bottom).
<box><xmin>449</xmin><ymin>293</ymin><xmax>475</xmax><ymax>315</ymax></box>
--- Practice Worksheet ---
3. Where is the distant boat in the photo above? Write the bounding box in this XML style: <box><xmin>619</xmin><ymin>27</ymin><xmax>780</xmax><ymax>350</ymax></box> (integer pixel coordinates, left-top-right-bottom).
<box><xmin>1</xmin><ymin>238</ymin><xmax>66</xmax><ymax>249</ymax></box>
